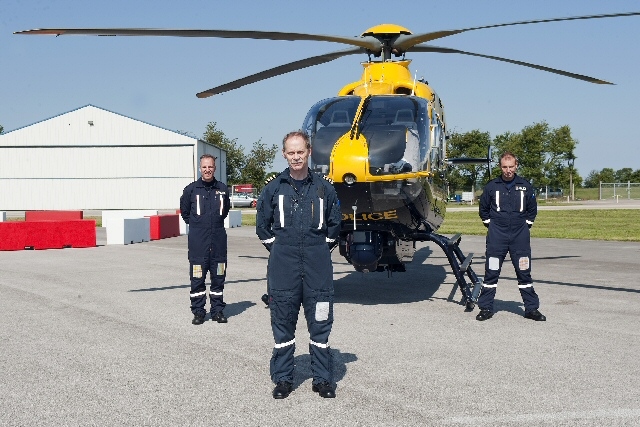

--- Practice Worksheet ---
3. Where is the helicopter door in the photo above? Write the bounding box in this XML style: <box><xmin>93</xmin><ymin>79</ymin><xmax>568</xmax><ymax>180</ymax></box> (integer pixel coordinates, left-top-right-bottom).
<box><xmin>430</xmin><ymin>114</ymin><xmax>445</xmax><ymax>170</ymax></box>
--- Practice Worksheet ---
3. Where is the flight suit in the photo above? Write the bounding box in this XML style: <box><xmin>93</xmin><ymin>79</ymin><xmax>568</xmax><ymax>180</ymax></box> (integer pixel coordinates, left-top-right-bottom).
<box><xmin>180</xmin><ymin>178</ymin><xmax>231</xmax><ymax>318</ymax></box>
<box><xmin>477</xmin><ymin>174</ymin><xmax>540</xmax><ymax>312</ymax></box>
<box><xmin>256</xmin><ymin>169</ymin><xmax>341</xmax><ymax>386</ymax></box>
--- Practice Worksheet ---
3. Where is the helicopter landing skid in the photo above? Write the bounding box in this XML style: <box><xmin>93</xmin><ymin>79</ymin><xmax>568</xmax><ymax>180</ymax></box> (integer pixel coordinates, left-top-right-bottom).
<box><xmin>413</xmin><ymin>231</ymin><xmax>482</xmax><ymax>312</ymax></box>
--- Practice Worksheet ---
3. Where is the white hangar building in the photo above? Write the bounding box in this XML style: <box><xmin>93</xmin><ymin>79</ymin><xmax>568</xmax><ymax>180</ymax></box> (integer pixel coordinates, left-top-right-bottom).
<box><xmin>0</xmin><ymin>105</ymin><xmax>226</xmax><ymax>210</ymax></box>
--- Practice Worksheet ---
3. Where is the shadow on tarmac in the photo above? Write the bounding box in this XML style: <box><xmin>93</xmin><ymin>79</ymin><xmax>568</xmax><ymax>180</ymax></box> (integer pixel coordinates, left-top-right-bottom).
<box><xmin>334</xmin><ymin>246</ymin><xmax>450</xmax><ymax>306</ymax></box>
<box><xmin>290</xmin><ymin>349</ymin><xmax>358</xmax><ymax>390</ymax></box>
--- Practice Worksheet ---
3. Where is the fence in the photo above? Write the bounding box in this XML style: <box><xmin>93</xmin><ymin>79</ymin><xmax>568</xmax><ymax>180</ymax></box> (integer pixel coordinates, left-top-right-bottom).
<box><xmin>599</xmin><ymin>182</ymin><xmax>640</xmax><ymax>200</ymax></box>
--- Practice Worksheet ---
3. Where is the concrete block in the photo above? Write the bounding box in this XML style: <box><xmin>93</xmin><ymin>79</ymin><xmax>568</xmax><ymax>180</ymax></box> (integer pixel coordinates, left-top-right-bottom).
<box><xmin>176</xmin><ymin>210</ymin><xmax>189</xmax><ymax>235</ymax></box>
<box><xmin>148</xmin><ymin>214</ymin><xmax>180</xmax><ymax>240</ymax></box>
<box><xmin>0</xmin><ymin>220</ymin><xmax>96</xmax><ymax>250</ymax></box>
<box><xmin>106</xmin><ymin>217</ymin><xmax>151</xmax><ymax>245</ymax></box>
<box><xmin>26</xmin><ymin>210</ymin><xmax>83</xmax><ymax>221</ymax></box>
<box><xmin>224</xmin><ymin>210</ymin><xmax>242</xmax><ymax>228</ymax></box>
<box><xmin>102</xmin><ymin>210</ymin><xmax>158</xmax><ymax>230</ymax></box>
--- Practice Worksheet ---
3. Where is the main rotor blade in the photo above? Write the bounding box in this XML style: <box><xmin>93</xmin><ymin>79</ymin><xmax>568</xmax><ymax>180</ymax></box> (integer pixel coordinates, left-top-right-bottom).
<box><xmin>196</xmin><ymin>47</ymin><xmax>364</xmax><ymax>98</ymax></box>
<box><xmin>14</xmin><ymin>27</ymin><xmax>381</xmax><ymax>50</ymax></box>
<box><xmin>410</xmin><ymin>45</ymin><xmax>613</xmax><ymax>84</ymax></box>
<box><xmin>395</xmin><ymin>11</ymin><xmax>640</xmax><ymax>51</ymax></box>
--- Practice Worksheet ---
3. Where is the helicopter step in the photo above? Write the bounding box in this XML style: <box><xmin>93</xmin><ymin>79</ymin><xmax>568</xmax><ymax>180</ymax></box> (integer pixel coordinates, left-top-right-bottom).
<box><xmin>413</xmin><ymin>231</ymin><xmax>482</xmax><ymax>312</ymax></box>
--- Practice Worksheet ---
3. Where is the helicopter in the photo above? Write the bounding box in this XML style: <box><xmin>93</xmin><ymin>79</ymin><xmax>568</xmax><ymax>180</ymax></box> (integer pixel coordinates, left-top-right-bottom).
<box><xmin>15</xmin><ymin>11</ymin><xmax>640</xmax><ymax>311</ymax></box>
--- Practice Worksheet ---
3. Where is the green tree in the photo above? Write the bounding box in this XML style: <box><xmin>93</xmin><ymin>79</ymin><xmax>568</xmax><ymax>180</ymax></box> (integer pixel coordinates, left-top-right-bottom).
<box><xmin>239</xmin><ymin>139</ymin><xmax>279</xmax><ymax>192</ymax></box>
<box><xmin>202</xmin><ymin>122</ymin><xmax>245</xmax><ymax>184</ymax></box>
<box><xmin>615</xmin><ymin>167</ymin><xmax>634</xmax><ymax>182</ymax></box>
<box><xmin>0</xmin><ymin>124</ymin><xmax>4</xmax><ymax>134</ymax></box>
<box><xmin>447</xmin><ymin>130</ymin><xmax>491</xmax><ymax>194</ymax></box>
<box><xmin>584</xmin><ymin>168</ymin><xmax>616</xmax><ymax>187</ymax></box>
<box><xmin>492</xmin><ymin>121</ymin><xmax>579</xmax><ymax>190</ymax></box>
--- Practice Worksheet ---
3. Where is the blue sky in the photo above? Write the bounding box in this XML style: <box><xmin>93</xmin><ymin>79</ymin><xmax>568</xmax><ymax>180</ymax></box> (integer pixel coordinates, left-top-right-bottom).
<box><xmin>2</xmin><ymin>0</ymin><xmax>640</xmax><ymax>177</ymax></box>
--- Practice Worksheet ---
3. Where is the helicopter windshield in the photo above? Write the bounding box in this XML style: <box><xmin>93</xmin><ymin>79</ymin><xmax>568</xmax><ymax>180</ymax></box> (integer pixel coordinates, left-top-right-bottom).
<box><xmin>359</xmin><ymin>96</ymin><xmax>430</xmax><ymax>175</ymax></box>
<box><xmin>303</xmin><ymin>96</ymin><xmax>360</xmax><ymax>174</ymax></box>
<box><xmin>303</xmin><ymin>95</ymin><xmax>430</xmax><ymax>175</ymax></box>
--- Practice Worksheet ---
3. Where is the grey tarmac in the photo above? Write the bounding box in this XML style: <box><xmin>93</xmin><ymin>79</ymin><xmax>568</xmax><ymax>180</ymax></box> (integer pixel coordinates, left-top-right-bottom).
<box><xmin>1</xmin><ymin>213</ymin><xmax>639</xmax><ymax>426</ymax></box>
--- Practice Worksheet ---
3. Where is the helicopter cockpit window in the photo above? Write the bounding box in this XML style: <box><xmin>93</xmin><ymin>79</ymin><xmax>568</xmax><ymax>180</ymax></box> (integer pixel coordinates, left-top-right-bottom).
<box><xmin>360</xmin><ymin>96</ymin><xmax>429</xmax><ymax>175</ymax></box>
<box><xmin>304</xmin><ymin>96</ymin><xmax>359</xmax><ymax>173</ymax></box>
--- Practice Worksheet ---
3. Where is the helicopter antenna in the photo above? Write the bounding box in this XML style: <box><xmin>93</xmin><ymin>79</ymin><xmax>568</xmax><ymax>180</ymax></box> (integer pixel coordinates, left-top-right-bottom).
<box><xmin>411</xmin><ymin>71</ymin><xmax>417</xmax><ymax>96</ymax></box>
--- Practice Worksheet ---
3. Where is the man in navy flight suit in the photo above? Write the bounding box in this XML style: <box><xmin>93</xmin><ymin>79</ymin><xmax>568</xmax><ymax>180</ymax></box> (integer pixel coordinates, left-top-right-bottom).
<box><xmin>180</xmin><ymin>154</ymin><xmax>231</xmax><ymax>325</ymax></box>
<box><xmin>256</xmin><ymin>131</ymin><xmax>342</xmax><ymax>399</ymax></box>
<box><xmin>476</xmin><ymin>151</ymin><xmax>546</xmax><ymax>322</ymax></box>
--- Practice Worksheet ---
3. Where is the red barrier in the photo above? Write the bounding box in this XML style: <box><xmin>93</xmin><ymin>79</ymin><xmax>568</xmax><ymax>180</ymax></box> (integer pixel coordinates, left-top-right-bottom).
<box><xmin>25</xmin><ymin>210</ymin><xmax>84</xmax><ymax>221</ymax></box>
<box><xmin>0</xmin><ymin>220</ymin><xmax>96</xmax><ymax>251</ymax></box>
<box><xmin>148</xmin><ymin>214</ymin><xmax>180</xmax><ymax>240</ymax></box>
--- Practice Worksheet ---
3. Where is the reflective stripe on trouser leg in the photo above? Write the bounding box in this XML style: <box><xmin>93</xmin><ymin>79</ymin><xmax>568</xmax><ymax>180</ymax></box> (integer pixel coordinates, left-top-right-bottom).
<box><xmin>302</xmin><ymin>246</ymin><xmax>334</xmax><ymax>384</ymax></box>
<box><xmin>305</xmin><ymin>301</ymin><xmax>334</xmax><ymax>384</ymax></box>
<box><xmin>270</xmin><ymin>338</ymin><xmax>296</xmax><ymax>384</ymax></box>
<box><xmin>209</xmin><ymin>262</ymin><xmax>226</xmax><ymax>316</ymax></box>
<box><xmin>477</xmin><ymin>286</ymin><xmax>497</xmax><ymax>312</ymax></box>
<box><xmin>480</xmin><ymin>250</ymin><xmax>504</xmax><ymax>312</ymax></box>
<box><xmin>268</xmin><ymin>245</ymin><xmax>303</xmax><ymax>383</ymax></box>
<box><xmin>518</xmin><ymin>283</ymin><xmax>540</xmax><ymax>312</ymax></box>
<box><xmin>189</xmin><ymin>262</ymin><xmax>207</xmax><ymax>317</ymax></box>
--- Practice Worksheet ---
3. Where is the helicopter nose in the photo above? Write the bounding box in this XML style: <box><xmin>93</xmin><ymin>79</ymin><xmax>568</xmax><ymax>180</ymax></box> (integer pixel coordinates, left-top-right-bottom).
<box><xmin>328</xmin><ymin>134</ymin><xmax>368</xmax><ymax>184</ymax></box>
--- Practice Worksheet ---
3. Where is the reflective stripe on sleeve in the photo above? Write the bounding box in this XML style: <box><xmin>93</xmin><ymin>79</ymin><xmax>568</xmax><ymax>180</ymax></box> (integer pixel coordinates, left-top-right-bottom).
<box><xmin>310</xmin><ymin>340</ymin><xmax>329</xmax><ymax>349</ymax></box>
<box><xmin>526</xmin><ymin>220</ymin><xmax>533</xmax><ymax>226</ymax></box>
<box><xmin>261</xmin><ymin>237</ymin><xmax>275</xmax><ymax>244</ymax></box>
<box><xmin>274</xmin><ymin>338</ymin><xmax>295</xmax><ymax>349</ymax></box>
<box><xmin>278</xmin><ymin>194</ymin><xmax>285</xmax><ymax>227</ymax></box>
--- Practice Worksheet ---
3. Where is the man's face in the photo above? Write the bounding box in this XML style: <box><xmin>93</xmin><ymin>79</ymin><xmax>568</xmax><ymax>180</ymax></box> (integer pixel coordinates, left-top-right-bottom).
<box><xmin>282</xmin><ymin>136</ymin><xmax>311</xmax><ymax>173</ymax></box>
<box><xmin>200</xmin><ymin>157</ymin><xmax>216</xmax><ymax>182</ymax></box>
<box><xmin>500</xmin><ymin>156</ymin><xmax>518</xmax><ymax>181</ymax></box>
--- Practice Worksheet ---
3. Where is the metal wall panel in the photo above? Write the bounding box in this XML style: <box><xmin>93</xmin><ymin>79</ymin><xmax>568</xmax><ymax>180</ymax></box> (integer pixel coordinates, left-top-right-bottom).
<box><xmin>0</xmin><ymin>105</ymin><xmax>227</xmax><ymax>210</ymax></box>
<box><xmin>1</xmin><ymin>177</ymin><xmax>192</xmax><ymax>210</ymax></box>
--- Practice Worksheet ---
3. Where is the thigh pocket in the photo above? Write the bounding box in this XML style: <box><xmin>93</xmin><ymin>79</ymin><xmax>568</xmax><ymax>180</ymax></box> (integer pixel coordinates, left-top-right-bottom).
<box><xmin>312</xmin><ymin>290</ymin><xmax>334</xmax><ymax>323</ymax></box>
<box><xmin>515</xmin><ymin>250</ymin><xmax>531</xmax><ymax>272</ymax></box>
<box><xmin>269</xmin><ymin>290</ymin><xmax>296</xmax><ymax>324</ymax></box>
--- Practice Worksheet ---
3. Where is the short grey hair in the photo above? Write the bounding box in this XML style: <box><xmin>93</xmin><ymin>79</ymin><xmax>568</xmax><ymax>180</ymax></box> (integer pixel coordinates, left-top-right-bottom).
<box><xmin>282</xmin><ymin>130</ymin><xmax>311</xmax><ymax>150</ymax></box>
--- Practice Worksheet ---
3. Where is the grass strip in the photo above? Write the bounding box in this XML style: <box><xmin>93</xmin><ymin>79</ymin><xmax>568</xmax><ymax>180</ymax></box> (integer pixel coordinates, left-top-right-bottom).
<box><xmin>438</xmin><ymin>209</ymin><xmax>640</xmax><ymax>241</ymax></box>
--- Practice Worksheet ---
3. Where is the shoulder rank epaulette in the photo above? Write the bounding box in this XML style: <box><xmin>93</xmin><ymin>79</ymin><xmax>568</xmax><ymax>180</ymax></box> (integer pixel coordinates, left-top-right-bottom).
<box><xmin>264</xmin><ymin>175</ymin><xmax>277</xmax><ymax>185</ymax></box>
<box><xmin>322</xmin><ymin>175</ymin><xmax>334</xmax><ymax>184</ymax></box>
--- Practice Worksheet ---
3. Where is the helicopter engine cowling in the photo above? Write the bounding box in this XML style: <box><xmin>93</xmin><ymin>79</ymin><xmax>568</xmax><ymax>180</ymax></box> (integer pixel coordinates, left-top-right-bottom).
<box><xmin>345</xmin><ymin>231</ymin><xmax>384</xmax><ymax>273</ymax></box>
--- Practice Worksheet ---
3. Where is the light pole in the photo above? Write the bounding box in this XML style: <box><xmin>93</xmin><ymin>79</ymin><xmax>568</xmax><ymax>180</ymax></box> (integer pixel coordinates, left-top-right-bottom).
<box><xmin>567</xmin><ymin>156</ymin><xmax>575</xmax><ymax>201</ymax></box>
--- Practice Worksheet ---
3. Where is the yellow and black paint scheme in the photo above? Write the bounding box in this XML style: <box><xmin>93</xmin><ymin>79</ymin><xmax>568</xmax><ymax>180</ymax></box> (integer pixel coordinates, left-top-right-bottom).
<box><xmin>303</xmin><ymin>50</ymin><xmax>450</xmax><ymax>273</ymax></box>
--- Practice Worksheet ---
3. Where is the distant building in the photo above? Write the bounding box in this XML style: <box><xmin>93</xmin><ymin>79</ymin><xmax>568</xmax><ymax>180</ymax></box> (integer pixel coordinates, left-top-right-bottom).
<box><xmin>0</xmin><ymin>105</ymin><xmax>225</xmax><ymax>210</ymax></box>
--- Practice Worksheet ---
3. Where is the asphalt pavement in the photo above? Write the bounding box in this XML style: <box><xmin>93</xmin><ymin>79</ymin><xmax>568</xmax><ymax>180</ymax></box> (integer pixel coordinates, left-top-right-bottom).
<box><xmin>1</xmin><ymin>221</ymin><xmax>640</xmax><ymax>426</ymax></box>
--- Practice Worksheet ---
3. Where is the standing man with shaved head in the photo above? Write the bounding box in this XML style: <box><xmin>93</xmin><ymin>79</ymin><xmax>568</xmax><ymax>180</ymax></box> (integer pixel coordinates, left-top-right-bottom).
<box><xmin>476</xmin><ymin>151</ymin><xmax>546</xmax><ymax>322</ymax></box>
<box><xmin>180</xmin><ymin>154</ymin><xmax>231</xmax><ymax>325</ymax></box>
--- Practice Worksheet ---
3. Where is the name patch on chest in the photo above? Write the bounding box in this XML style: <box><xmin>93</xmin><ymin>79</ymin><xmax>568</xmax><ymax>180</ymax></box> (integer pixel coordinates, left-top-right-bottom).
<box><xmin>515</xmin><ymin>186</ymin><xmax>527</xmax><ymax>191</ymax></box>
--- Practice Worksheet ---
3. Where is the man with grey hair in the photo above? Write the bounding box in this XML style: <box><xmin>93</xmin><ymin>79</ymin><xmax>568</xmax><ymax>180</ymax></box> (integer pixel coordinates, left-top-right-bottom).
<box><xmin>256</xmin><ymin>131</ymin><xmax>342</xmax><ymax>399</ymax></box>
